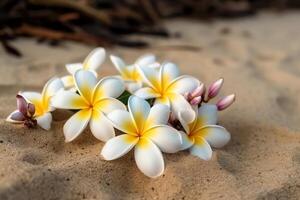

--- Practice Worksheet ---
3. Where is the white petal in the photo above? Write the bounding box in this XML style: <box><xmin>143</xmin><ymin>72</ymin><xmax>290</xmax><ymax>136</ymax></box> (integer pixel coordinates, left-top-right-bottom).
<box><xmin>51</xmin><ymin>90</ymin><xmax>88</xmax><ymax>109</ymax></box>
<box><xmin>169</xmin><ymin>94</ymin><xmax>195</xmax><ymax>123</ymax></box>
<box><xmin>61</xmin><ymin>75</ymin><xmax>74</xmax><ymax>88</ymax></box>
<box><xmin>21</xmin><ymin>92</ymin><xmax>42</xmax><ymax>103</ymax></box>
<box><xmin>63</xmin><ymin>109</ymin><xmax>92</xmax><ymax>142</ymax></box>
<box><xmin>126</xmin><ymin>81</ymin><xmax>142</xmax><ymax>93</ymax></box>
<box><xmin>197</xmin><ymin>125</ymin><xmax>231</xmax><ymax>148</ymax></box>
<box><xmin>189</xmin><ymin>137</ymin><xmax>212</xmax><ymax>160</ymax></box>
<box><xmin>160</xmin><ymin>62</ymin><xmax>180</xmax><ymax>88</ymax></box>
<box><xmin>137</xmin><ymin>65</ymin><xmax>161</xmax><ymax>90</ymax></box>
<box><xmin>178</xmin><ymin>109</ymin><xmax>195</xmax><ymax>133</ymax></box>
<box><xmin>179</xmin><ymin>131</ymin><xmax>194</xmax><ymax>150</ymax></box>
<box><xmin>134</xmin><ymin>138</ymin><xmax>164</xmax><ymax>178</ymax></box>
<box><xmin>144</xmin><ymin>125</ymin><xmax>182</xmax><ymax>153</ymax></box>
<box><xmin>94</xmin><ymin>97</ymin><xmax>126</xmax><ymax>115</ymax></box>
<box><xmin>69</xmin><ymin>87</ymin><xmax>77</xmax><ymax>92</ymax></box>
<box><xmin>101</xmin><ymin>134</ymin><xmax>138</xmax><ymax>160</ymax></box>
<box><xmin>88</xmin><ymin>69</ymin><xmax>98</xmax><ymax>77</ymax></box>
<box><xmin>6</xmin><ymin>110</ymin><xmax>25</xmax><ymax>123</ymax></box>
<box><xmin>74</xmin><ymin>70</ymin><xmax>97</xmax><ymax>102</ymax></box>
<box><xmin>128</xmin><ymin>96</ymin><xmax>150</xmax><ymax>132</ymax></box>
<box><xmin>66</xmin><ymin>63</ymin><xmax>83</xmax><ymax>74</ymax></box>
<box><xmin>107</xmin><ymin>110</ymin><xmax>137</xmax><ymax>135</ymax></box>
<box><xmin>135</xmin><ymin>54</ymin><xmax>156</xmax><ymax>67</ymax></box>
<box><xmin>42</xmin><ymin>77</ymin><xmax>64</xmax><ymax>103</ymax></box>
<box><xmin>198</xmin><ymin>104</ymin><xmax>218</xmax><ymax>125</ymax></box>
<box><xmin>36</xmin><ymin>113</ymin><xmax>52</xmax><ymax>130</ymax></box>
<box><xmin>134</xmin><ymin>87</ymin><xmax>159</xmax><ymax>99</ymax></box>
<box><xmin>146</xmin><ymin>104</ymin><xmax>170</xmax><ymax>128</ymax></box>
<box><xmin>93</xmin><ymin>76</ymin><xmax>125</xmax><ymax>101</ymax></box>
<box><xmin>110</xmin><ymin>55</ymin><xmax>127</xmax><ymax>75</ymax></box>
<box><xmin>83</xmin><ymin>47</ymin><xmax>105</xmax><ymax>70</ymax></box>
<box><xmin>148</xmin><ymin>62</ymin><xmax>160</xmax><ymax>69</ymax></box>
<box><xmin>90</xmin><ymin>110</ymin><xmax>115</xmax><ymax>142</ymax></box>
<box><xmin>167</xmin><ymin>75</ymin><xmax>200</xmax><ymax>95</ymax></box>
<box><xmin>154</xmin><ymin>96</ymin><xmax>170</xmax><ymax>107</ymax></box>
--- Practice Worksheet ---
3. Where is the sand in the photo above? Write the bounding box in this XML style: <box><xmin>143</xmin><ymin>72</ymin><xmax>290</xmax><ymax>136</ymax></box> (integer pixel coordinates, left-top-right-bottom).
<box><xmin>0</xmin><ymin>11</ymin><xmax>300</xmax><ymax>200</ymax></box>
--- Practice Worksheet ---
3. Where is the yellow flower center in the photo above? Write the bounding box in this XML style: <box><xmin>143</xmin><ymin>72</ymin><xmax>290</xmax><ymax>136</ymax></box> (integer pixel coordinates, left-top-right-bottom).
<box><xmin>31</xmin><ymin>98</ymin><xmax>48</xmax><ymax>117</ymax></box>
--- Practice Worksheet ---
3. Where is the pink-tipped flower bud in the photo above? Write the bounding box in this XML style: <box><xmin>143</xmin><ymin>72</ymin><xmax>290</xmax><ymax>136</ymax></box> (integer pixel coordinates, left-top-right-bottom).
<box><xmin>216</xmin><ymin>94</ymin><xmax>235</xmax><ymax>111</ymax></box>
<box><xmin>208</xmin><ymin>78</ymin><xmax>224</xmax><ymax>99</ymax></box>
<box><xmin>191</xmin><ymin>83</ymin><xmax>205</xmax><ymax>98</ymax></box>
<box><xmin>190</xmin><ymin>96</ymin><xmax>202</xmax><ymax>105</ymax></box>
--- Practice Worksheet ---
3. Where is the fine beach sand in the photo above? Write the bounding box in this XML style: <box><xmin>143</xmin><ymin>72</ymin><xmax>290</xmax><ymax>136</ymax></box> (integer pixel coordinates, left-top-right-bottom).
<box><xmin>0</xmin><ymin>12</ymin><xmax>300</xmax><ymax>200</ymax></box>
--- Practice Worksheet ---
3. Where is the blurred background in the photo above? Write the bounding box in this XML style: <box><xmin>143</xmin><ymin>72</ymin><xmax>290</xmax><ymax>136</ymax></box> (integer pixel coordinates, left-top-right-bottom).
<box><xmin>1</xmin><ymin>0</ymin><xmax>300</xmax><ymax>55</ymax></box>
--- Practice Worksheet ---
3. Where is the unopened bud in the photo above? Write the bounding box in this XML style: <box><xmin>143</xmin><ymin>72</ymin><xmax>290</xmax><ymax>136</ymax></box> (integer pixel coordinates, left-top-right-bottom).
<box><xmin>191</xmin><ymin>83</ymin><xmax>205</xmax><ymax>98</ymax></box>
<box><xmin>216</xmin><ymin>94</ymin><xmax>235</xmax><ymax>111</ymax></box>
<box><xmin>208</xmin><ymin>78</ymin><xmax>224</xmax><ymax>99</ymax></box>
<box><xmin>190</xmin><ymin>96</ymin><xmax>202</xmax><ymax>105</ymax></box>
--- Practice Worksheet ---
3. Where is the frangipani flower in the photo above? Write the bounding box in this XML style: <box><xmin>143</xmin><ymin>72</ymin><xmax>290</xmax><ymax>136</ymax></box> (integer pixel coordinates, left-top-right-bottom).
<box><xmin>7</xmin><ymin>77</ymin><xmax>64</xmax><ymax>130</ymax></box>
<box><xmin>52</xmin><ymin>70</ymin><xmax>125</xmax><ymax>142</ymax></box>
<box><xmin>101</xmin><ymin>96</ymin><xmax>182</xmax><ymax>178</ymax></box>
<box><xmin>135</xmin><ymin>62</ymin><xmax>200</xmax><ymax>122</ymax></box>
<box><xmin>178</xmin><ymin>104</ymin><xmax>231</xmax><ymax>160</ymax></box>
<box><xmin>61</xmin><ymin>47</ymin><xmax>105</xmax><ymax>89</ymax></box>
<box><xmin>110</xmin><ymin>54</ymin><xmax>158</xmax><ymax>93</ymax></box>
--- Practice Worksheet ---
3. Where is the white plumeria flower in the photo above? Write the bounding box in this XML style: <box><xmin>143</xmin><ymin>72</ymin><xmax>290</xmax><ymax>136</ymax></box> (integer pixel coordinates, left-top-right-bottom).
<box><xmin>110</xmin><ymin>54</ymin><xmax>159</xmax><ymax>93</ymax></box>
<box><xmin>178</xmin><ymin>104</ymin><xmax>231</xmax><ymax>160</ymax></box>
<box><xmin>61</xmin><ymin>47</ymin><xmax>105</xmax><ymax>89</ymax></box>
<box><xmin>101</xmin><ymin>96</ymin><xmax>182</xmax><ymax>178</ymax></box>
<box><xmin>7</xmin><ymin>77</ymin><xmax>64</xmax><ymax>130</ymax></box>
<box><xmin>134</xmin><ymin>62</ymin><xmax>200</xmax><ymax>122</ymax></box>
<box><xmin>52</xmin><ymin>70</ymin><xmax>125</xmax><ymax>142</ymax></box>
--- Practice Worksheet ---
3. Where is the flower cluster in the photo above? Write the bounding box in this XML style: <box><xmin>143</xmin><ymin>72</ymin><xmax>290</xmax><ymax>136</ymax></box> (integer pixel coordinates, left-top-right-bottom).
<box><xmin>6</xmin><ymin>47</ymin><xmax>235</xmax><ymax>178</ymax></box>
